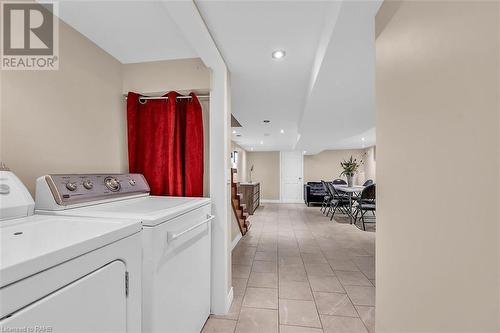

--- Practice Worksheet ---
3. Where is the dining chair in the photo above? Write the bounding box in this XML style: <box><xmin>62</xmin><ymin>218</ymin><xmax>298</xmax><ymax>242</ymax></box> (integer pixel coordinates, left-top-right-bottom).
<box><xmin>332</xmin><ymin>178</ymin><xmax>347</xmax><ymax>185</ymax></box>
<box><xmin>320</xmin><ymin>180</ymin><xmax>331</xmax><ymax>214</ymax></box>
<box><xmin>362</xmin><ymin>179</ymin><xmax>374</xmax><ymax>186</ymax></box>
<box><xmin>326</xmin><ymin>182</ymin><xmax>350</xmax><ymax>221</ymax></box>
<box><xmin>354</xmin><ymin>184</ymin><xmax>376</xmax><ymax>230</ymax></box>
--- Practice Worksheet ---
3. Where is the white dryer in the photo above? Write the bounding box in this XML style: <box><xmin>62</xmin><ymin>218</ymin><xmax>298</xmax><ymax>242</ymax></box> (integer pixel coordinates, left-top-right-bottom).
<box><xmin>35</xmin><ymin>173</ymin><xmax>213</xmax><ymax>333</ymax></box>
<box><xmin>0</xmin><ymin>170</ymin><xmax>142</xmax><ymax>333</ymax></box>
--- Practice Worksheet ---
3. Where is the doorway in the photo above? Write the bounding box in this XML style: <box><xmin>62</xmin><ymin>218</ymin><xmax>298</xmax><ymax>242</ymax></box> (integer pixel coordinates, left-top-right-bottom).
<box><xmin>280</xmin><ymin>151</ymin><xmax>304</xmax><ymax>203</ymax></box>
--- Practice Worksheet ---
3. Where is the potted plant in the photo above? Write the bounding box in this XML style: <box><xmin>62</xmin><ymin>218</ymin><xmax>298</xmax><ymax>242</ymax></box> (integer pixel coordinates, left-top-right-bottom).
<box><xmin>340</xmin><ymin>156</ymin><xmax>361</xmax><ymax>187</ymax></box>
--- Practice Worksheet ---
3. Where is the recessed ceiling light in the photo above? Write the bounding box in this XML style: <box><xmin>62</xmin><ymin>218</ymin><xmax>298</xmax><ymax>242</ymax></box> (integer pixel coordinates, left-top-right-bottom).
<box><xmin>260</xmin><ymin>140</ymin><xmax>264</xmax><ymax>145</ymax></box>
<box><xmin>263</xmin><ymin>120</ymin><xmax>270</xmax><ymax>123</ymax></box>
<box><xmin>272</xmin><ymin>50</ymin><xmax>286</xmax><ymax>59</ymax></box>
<box><xmin>361</xmin><ymin>137</ymin><xmax>365</xmax><ymax>141</ymax></box>
<box><xmin>280</xmin><ymin>129</ymin><xmax>284</xmax><ymax>134</ymax></box>
<box><xmin>232</xmin><ymin>130</ymin><xmax>236</xmax><ymax>134</ymax></box>
<box><xmin>303</xmin><ymin>150</ymin><xmax>307</xmax><ymax>154</ymax></box>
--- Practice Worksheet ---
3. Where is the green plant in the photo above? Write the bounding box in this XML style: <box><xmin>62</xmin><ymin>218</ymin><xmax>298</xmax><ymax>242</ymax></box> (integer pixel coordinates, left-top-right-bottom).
<box><xmin>340</xmin><ymin>156</ymin><xmax>362</xmax><ymax>177</ymax></box>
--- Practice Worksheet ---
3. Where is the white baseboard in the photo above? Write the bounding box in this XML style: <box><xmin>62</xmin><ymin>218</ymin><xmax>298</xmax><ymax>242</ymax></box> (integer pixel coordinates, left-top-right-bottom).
<box><xmin>280</xmin><ymin>200</ymin><xmax>304</xmax><ymax>204</ymax></box>
<box><xmin>231</xmin><ymin>233</ymin><xmax>242</xmax><ymax>250</ymax></box>
<box><xmin>225</xmin><ymin>287</ymin><xmax>234</xmax><ymax>313</ymax></box>
<box><xmin>260</xmin><ymin>199</ymin><xmax>281</xmax><ymax>203</ymax></box>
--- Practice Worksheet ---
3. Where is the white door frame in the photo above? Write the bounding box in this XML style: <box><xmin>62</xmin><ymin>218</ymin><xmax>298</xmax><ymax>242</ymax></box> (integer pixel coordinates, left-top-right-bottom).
<box><xmin>279</xmin><ymin>151</ymin><xmax>304</xmax><ymax>203</ymax></box>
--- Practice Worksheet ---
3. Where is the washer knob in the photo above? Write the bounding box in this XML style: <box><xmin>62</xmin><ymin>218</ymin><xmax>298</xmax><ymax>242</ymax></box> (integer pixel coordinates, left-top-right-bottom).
<box><xmin>83</xmin><ymin>180</ymin><xmax>94</xmax><ymax>190</ymax></box>
<box><xmin>66</xmin><ymin>182</ymin><xmax>77</xmax><ymax>191</ymax></box>
<box><xmin>104</xmin><ymin>177</ymin><xmax>121</xmax><ymax>192</ymax></box>
<box><xmin>129</xmin><ymin>179</ymin><xmax>136</xmax><ymax>186</ymax></box>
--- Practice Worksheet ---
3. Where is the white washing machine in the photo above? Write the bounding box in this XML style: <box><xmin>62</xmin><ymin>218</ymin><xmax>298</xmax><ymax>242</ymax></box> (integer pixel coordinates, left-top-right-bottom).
<box><xmin>35</xmin><ymin>173</ymin><xmax>213</xmax><ymax>333</ymax></box>
<box><xmin>0</xmin><ymin>170</ymin><xmax>142</xmax><ymax>333</ymax></box>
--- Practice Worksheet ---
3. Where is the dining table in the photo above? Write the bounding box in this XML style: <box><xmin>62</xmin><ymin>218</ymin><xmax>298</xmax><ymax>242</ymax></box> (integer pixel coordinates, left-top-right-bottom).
<box><xmin>333</xmin><ymin>184</ymin><xmax>365</xmax><ymax>224</ymax></box>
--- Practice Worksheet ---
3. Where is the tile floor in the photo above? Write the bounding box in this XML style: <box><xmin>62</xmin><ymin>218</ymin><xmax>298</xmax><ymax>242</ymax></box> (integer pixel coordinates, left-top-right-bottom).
<box><xmin>203</xmin><ymin>203</ymin><xmax>375</xmax><ymax>333</ymax></box>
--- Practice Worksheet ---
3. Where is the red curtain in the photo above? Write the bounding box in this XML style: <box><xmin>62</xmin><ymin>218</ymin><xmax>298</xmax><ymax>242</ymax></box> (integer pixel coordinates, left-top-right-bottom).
<box><xmin>127</xmin><ymin>91</ymin><xmax>204</xmax><ymax>197</ymax></box>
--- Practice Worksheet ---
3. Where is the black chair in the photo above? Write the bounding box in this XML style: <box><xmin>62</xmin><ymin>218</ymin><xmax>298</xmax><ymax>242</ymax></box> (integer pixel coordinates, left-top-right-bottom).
<box><xmin>353</xmin><ymin>179</ymin><xmax>374</xmax><ymax>201</ymax></box>
<box><xmin>325</xmin><ymin>182</ymin><xmax>350</xmax><ymax>221</ymax></box>
<box><xmin>354</xmin><ymin>184</ymin><xmax>376</xmax><ymax>230</ymax></box>
<box><xmin>362</xmin><ymin>179</ymin><xmax>374</xmax><ymax>186</ymax></box>
<box><xmin>332</xmin><ymin>178</ymin><xmax>347</xmax><ymax>185</ymax></box>
<box><xmin>320</xmin><ymin>181</ymin><xmax>331</xmax><ymax>213</ymax></box>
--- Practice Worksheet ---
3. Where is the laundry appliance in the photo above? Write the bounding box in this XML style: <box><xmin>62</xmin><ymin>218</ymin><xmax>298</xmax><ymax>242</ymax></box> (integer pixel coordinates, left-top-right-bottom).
<box><xmin>0</xmin><ymin>170</ymin><xmax>142</xmax><ymax>332</ymax></box>
<box><xmin>35</xmin><ymin>173</ymin><xmax>213</xmax><ymax>333</ymax></box>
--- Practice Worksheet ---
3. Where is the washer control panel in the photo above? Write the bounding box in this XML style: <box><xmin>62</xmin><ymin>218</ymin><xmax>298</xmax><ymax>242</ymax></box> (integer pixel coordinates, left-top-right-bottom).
<box><xmin>44</xmin><ymin>173</ymin><xmax>150</xmax><ymax>206</ymax></box>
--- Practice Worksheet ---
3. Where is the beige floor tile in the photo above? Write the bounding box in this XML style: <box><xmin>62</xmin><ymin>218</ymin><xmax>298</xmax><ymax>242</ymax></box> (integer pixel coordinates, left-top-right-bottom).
<box><xmin>280</xmin><ymin>325</ymin><xmax>324</xmax><ymax>333</ymax></box>
<box><xmin>279</xmin><ymin>249</ymin><xmax>302</xmax><ymax>257</ymax></box>
<box><xmin>308</xmin><ymin>275</ymin><xmax>345</xmax><ymax>293</ymax></box>
<box><xmin>233</xmin><ymin>246</ymin><xmax>257</xmax><ymax>257</ymax></box>
<box><xmin>305</xmin><ymin>263</ymin><xmax>335</xmax><ymax>276</ymax></box>
<box><xmin>344</xmin><ymin>286</ymin><xmax>375</xmax><ymax>306</ymax></box>
<box><xmin>232</xmin><ymin>253</ymin><xmax>255</xmax><ymax>266</ymax></box>
<box><xmin>301</xmin><ymin>252</ymin><xmax>328</xmax><ymax>264</ymax></box>
<box><xmin>255</xmin><ymin>251</ymin><xmax>278</xmax><ymax>262</ymax></box>
<box><xmin>248</xmin><ymin>272</ymin><xmax>278</xmax><ymax>289</ymax></box>
<box><xmin>279</xmin><ymin>299</ymin><xmax>321</xmax><ymax>328</ymax></box>
<box><xmin>355</xmin><ymin>306</ymin><xmax>375</xmax><ymax>333</ymax></box>
<box><xmin>278</xmin><ymin>264</ymin><xmax>307</xmax><ymax>282</ymax></box>
<box><xmin>212</xmin><ymin>296</ymin><xmax>243</xmax><ymax>321</ymax></box>
<box><xmin>327</xmin><ymin>258</ymin><xmax>360</xmax><ymax>271</ymax></box>
<box><xmin>252</xmin><ymin>261</ymin><xmax>278</xmax><ymax>273</ymax></box>
<box><xmin>231</xmin><ymin>204</ymin><xmax>375</xmax><ymax>332</ymax></box>
<box><xmin>232</xmin><ymin>278</ymin><xmax>248</xmax><ymax>296</ymax></box>
<box><xmin>202</xmin><ymin>318</ymin><xmax>237</xmax><ymax>333</ymax></box>
<box><xmin>314</xmin><ymin>292</ymin><xmax>358</xmax><ymax>317</ymax></box>
<box><xmin>236</xmin><ymin>307</ymin><xmax>278</xmax><ymax>333</ymax></box>
<box><xmin>335</xmin><ymin>271</ymin><xmax>372</xmax><ymax>286</ymax></box>
<box><xmin>279</xmin><ymin>281</ymin><xmax>313</xmax><ymax>300</ymax></box>
<box><xmin>320</xmin><ymin>315</ymin><xmax>368</xmax><ymax>333</ymax></box>
<box><xmin>232</xmin><ymin>265</ymin><xmax>251</xmax><ymax>279</ymax></box>
<box><xmin>279</xmin><ymin>256</ymin><xmax>304</xmax><ymax>266</ymax></box>
<box><xmin>242</xmin><ymin>287</ymin><xmax>278</xmax><ymax>309</ymax></box>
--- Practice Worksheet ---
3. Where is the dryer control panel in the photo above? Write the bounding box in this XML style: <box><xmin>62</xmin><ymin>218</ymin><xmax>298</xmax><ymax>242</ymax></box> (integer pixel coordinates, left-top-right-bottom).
<box><xmin>36</xmin><ymin>174</ymin><xmax>150</xmax><ymax>208</ymax></box>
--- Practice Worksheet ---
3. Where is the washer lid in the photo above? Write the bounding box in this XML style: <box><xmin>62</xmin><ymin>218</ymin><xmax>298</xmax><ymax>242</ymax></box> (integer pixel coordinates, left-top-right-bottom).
<box><xmin>0</xmin><ymin>214</ymin><xmax>141</xmax><ymax>287</ymax></box>
<box><xmin>0</xmin><ymin>171</ymin><xmax>35</xmax><ymax>221</ymax></box>
<box><xmin>38</xmin><ymin>196</ymin><xmax>211</xmax><ymax>226</ymax></box>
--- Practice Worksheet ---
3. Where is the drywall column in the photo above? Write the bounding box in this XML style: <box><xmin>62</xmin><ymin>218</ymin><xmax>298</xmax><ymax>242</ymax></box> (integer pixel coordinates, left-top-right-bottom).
<box><xmin>161</xmin><ymin>1</ymin><xmax>232</xmax><ymax>314</ymax></box>
<box><xmin>376</xmin><ymin>1</ymin><xmax>500</xmax><ymax>331</ymax></box>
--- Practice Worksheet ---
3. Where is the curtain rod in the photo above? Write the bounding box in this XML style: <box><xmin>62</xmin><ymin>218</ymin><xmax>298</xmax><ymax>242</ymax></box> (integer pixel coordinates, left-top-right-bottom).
<box><xmin>124</xmin><ymin>95</ymin><xmax>210</xmax><ymax>100</ymax></box>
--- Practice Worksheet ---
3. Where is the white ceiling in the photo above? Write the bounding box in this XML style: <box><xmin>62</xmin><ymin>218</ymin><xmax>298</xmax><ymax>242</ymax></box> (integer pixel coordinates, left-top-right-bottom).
<box><xmin>196</xmin><ymin>1</ymin><xmax>330</xmax><ymax>151</ymax></box>
<box><xmin>297</xmin><ymin>0</ymin><xmax>381</xmax><ymax>154</ymax></box>
<box><xmin>197</xmin><ymin>0</ymin><xmax>381</xmax><ymax>154</ymax></box>
<box><xmin>56</xmin><ymin>1</ymin><xmax>197</xmax><ymax>64</ymax></box>
<box><xmin>54</xmin><ymin>0</ymin><xmax>380</xmax><ymax>154</ymax></box>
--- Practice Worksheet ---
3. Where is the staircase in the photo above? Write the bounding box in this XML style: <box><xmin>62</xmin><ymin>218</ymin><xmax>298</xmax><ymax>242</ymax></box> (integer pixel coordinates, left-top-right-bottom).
<box><xmin>231</xmin><ymin>168</ymin><xmax>250</xmax><ymax>235</ymax></box>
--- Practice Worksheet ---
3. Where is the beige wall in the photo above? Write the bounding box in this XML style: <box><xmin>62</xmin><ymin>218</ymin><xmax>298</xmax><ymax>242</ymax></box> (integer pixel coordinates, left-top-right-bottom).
<box><xmin>363</xmin><ymin>146</ymin><xmax>376</xmax><ymax>182</ymax></box>
<box><xmin>122</xmin><ymin>58</ymin><xmax>210</xmax><ymax>94</ymax></box>
<box><xmin>304</xmin><ymin>149</ymin><xmax>369</xmax><ymax>185</ymax></box>
<box><xmin>122</xmin><ymin>59</ymin><xmax>211</xmax><ymax>197</ymax></box>
<box><xmin>0</xmin><ymin>17</ymin><xmax>212</xmax><ymax>197</ymax></box>
<box><xmin>0</xmin><ymin>21</ymin><xmax>126</xmax><ymax>194</ymax></box>
<box><xmin>376</xmin><ymin>1</ymin><xmax>500</xmax><ymax>331</ymax></box>
<box><xmin>246</xmin><ymin>151</ymin><xmax>280</xmax><ymax>200</ymax></box>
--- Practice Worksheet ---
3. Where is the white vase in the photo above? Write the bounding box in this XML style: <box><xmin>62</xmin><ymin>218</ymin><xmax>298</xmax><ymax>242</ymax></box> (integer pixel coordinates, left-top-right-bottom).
<box><xmin>346</xmin><ymin>174</ymin><xmax>354</xmax><ymax>187</ymax></box>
